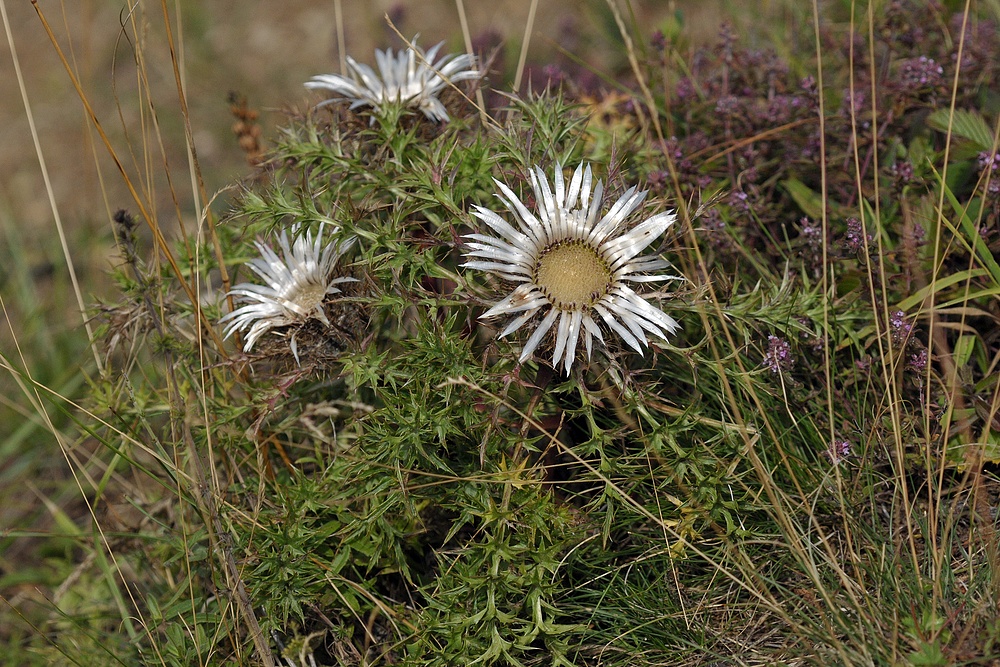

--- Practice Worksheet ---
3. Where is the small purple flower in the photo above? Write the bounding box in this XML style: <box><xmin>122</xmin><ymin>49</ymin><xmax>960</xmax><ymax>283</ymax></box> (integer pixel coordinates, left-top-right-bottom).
<box><xmin>800</xmin><ymin>217</ymin><xmax>822</xmax><ymax>249</ymax></box>
<box><xmin>828</xmin><ymin>439</ymin><xmax>852</xmax><ymax>464</ymax></box>
<box><xmin>765</xmin><ymin>95</ymin><xmax>796</xmax><ymax>124</ymax></box>
<box><xmin>890</xmin><ymin>310</ymin><xmax>912</xmax><ymax>345</ymax></box>
<box><xmin>702</xmin><ymin>209</ymin><xmax>723</xmax><ymax>232</ymax></box>
<box><xmin>541</xmin><ymin>64</ymin><xmax>565</xmax><ymax>87</ymax></box>
<box><xmin>647</xmin><ymin>169</ymin><xmax>669</xmax><ymax>191</ymax></box>
<box><xmin>765</xmin><ymin>335</ymin><xmax>794</xmax><ymax>375</ymax></box>
<box><xmin>844</xmin><ymin>217</ymin><xmax>873</xmax><ymax>252</ymax></box>
<box><xmin>729</xmin><ymin>189</ymin><xmax>750</xmax><ymax>212</ymax></box>
<box><xmin>840</xmin><ymin>89</ymin><xmax>869</xmax><ymax>128</ymax></box>
<box><xmin>891</xmin><ymin>160</ymin><xmax>914</xmax><ymax>185</ymax></box>
<box><xmin>899</xmin><ymin>56</ymin><xmax>944</xmax><ymax>89</ymax></box>
<box><xmin>978</xmin><ymin>151</ymin><xmax>1000</xmax><ymax>172</ymax></box>
<box><xmin>675</xmin><ymin>77</ymin><xmax>696</xmax><ymax>101</ymax></box>
<box><xmin>801</xmin><ymin>134</ymin><xmax>821</xmax><ymax>160</ymax></box>
<box><xmin>908</xmin><ymin>348</ymin><xmax>928</xmax><ymax>373</ymax></box>
<box><xmin>651</xmin><ymin>29</ymin><xmax>667</xmax><ymax>52</ymax></box>
<box><xmin>686</xmin><ymin>132</ymin><xmax>710</xmax><ymax>154</ymax></box>
<box><xmin>700</xmin><ymin>209</ymin><xmax>730</xmax><ymax>251</ymax></box>
<box><xmin>717</xmin><ymin>22</ymin><xmax>737</xmax><ymax>61</ymax></box>
<box><xmin>715</xmin><ymin>95</ymin><xmax>740</xmax><ymax>116</ymax></box>
<box><xmin>662</xmin><ymin>136</ymin><xmax>684</xmax><ymax>160</ymax></box>
<box><xmin>795</xmin><ymin>317</ymin><xmax>823</xmax><ymax>352</ymax></box>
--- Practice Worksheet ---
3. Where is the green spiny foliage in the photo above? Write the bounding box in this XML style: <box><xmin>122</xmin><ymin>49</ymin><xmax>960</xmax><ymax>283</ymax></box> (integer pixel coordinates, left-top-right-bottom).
<box><xmin>197</xmin><ymin>87</ymin><xmax>808</xmax><ymax>664</ymax></box>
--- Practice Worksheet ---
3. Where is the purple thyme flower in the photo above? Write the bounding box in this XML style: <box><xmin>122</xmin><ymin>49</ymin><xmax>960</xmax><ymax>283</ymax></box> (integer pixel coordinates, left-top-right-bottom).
<box><xmin>662</xmin><ymin>136</ymin><xmax>685</xmax><ymax>160</ymax></box>
<box><xmin>840</xmin><ymin>89</ymin><xmax>870</xmax><ymax>129</ymax></box>
<box><xmin>765</xmin><ymin>335</ymin><xmax>794</xmax><ymax>375</ymax></box>
<box><xmin>889</xmin><ymin>310</ymin><xmax>912</xmax><ymax>345</ymax></box>
<box><xmin>978</xmin><ymin>151</ymin><xmax>1000</xmax><ymax>172</ymax></box>
<box><xmin>899</xmin><ymin>56</ymin><xmax>944</xmax><ymax>89</ymax></box>
<box><xmin>675</xmin><ymin>77</ymin><xmax>696</xmax><ymax>101</ymax></box>
<box><xmin>908</xmin><ymin>348</ymin><xmax>928</xmax><ymax>373</ymax></box>
<box><xmin>891</xmin><ymin>160</ymin><xmax>914</xmax><ymax>186</ymax></box>
<box><xmin>765</xmin><ymin>95</ymin><xmax>798</xmax><ymax>124</ymax></box>
<box><xmin>828</xmin><ymin>439</ymin><xmax>852</xmax><ymax>464</ymax></box>
<box><xmin>800</xmin><ymin>217</ymin><xmax>822</xmax><ymax>249</ymax></box>
<box><xmin>844</xmin><ymin>217</ymin><xmax>873</xmax><ymax>252</ymax></box>
<box><xmin>715</xmin><ymin>95</ymin><xmax>741</xmax><ymax>116</ymax></box>
<box><xmin>541</xmin><ymin>64</ymin><xmax>566</xmax><ymax>87</ymax></box>
<box><xmin>729</xmin><ymin>189</ymin><xmax>750</xmax><ymax>212</ymax></box>
<box><xmin>700</xmin><ymin>208</ymin><xmax>732</xmax><ymax>252</ymax></box>
<box><xmin>651</xmin><ymin>29</ymin><xmax>667</xmax><ymax>52</ymax></box>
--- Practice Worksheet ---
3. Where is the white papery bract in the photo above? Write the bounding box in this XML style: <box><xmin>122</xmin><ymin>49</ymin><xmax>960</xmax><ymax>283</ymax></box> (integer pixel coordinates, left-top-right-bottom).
<box><xmin>220</xmin><ymin>226</ymin><xmax>355</xmax><ymax>360</ymax></box>
<box><xmin>463</xmin><ymin>163</ymin><xmax>681</xmax><ymax>375</ymax></box>
<box><xmin>305</xmin><ymin>38</ymin><xmax>480</xmax><ymax>123</ymax></box>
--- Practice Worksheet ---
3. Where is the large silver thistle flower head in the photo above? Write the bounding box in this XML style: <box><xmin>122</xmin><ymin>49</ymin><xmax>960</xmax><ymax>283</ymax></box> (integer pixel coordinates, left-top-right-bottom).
<box><xmin>305</xmin><ymin>37</ymin><xmax>480</xmax><ymax>123</ymax></box>
<box><xmin>463</xmin><ymin>163</ymin><xmax>681</xmax><ymax>375</ymax></box>
<box><xmin>220</xmin><ymin>225</ymin><xmax>355</xmax><ymax>361</ymax></box>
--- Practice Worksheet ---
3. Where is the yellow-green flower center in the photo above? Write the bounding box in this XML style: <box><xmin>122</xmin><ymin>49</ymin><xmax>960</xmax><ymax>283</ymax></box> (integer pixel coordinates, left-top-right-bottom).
<box><xmin>534</xmin><ymin>240</ymin><xmax>612</xmax><ymax>310</ymax></box>
<box><xmin>287</xmin><ymin>283</ymin><xmax>327</xmax><ymax>316</ymax></box>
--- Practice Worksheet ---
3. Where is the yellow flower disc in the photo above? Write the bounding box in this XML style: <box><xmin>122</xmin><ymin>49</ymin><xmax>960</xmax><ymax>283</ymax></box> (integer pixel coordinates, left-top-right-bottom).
<box><xmin>534</xmin><ymin>240</ymin><xmax>612</xmax><ymax>310</ymax></box>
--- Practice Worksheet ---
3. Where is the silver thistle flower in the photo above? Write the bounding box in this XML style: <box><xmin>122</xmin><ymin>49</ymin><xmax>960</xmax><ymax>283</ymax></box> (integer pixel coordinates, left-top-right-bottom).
<box><xmin>221</xmin><ymin>226</ymin><xmax>355</xmax><ymax>361</ymax></box>
<box><xmin>305</xmin><ymin>38</ymin><xmax>480</xmax><ymax>123</ymax></box>
<box><xmin>463</xmin><ymin>163</ymin><xmax>681</xmax><ymax>375</ymax></box>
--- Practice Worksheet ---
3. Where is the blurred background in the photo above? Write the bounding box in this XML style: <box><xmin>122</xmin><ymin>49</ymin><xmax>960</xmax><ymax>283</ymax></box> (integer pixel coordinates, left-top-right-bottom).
<box><xmin>0</xmin><ymin>1</ymin><xmax>730</xmax><ymax>275</ymax></box>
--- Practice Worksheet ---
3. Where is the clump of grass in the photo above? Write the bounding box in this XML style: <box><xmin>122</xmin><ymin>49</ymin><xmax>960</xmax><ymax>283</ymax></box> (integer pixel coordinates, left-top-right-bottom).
<box><xmin>3</xmin><ymin>1</ymin><xmax>1000</xmax><ymax>666</ymax></box>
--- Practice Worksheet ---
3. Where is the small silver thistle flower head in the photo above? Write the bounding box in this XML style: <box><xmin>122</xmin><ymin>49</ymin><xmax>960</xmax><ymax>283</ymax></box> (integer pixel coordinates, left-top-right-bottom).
<box><xmin>305</xmin><ymin>36</ymin><xmax>481</xmax><ymax>123</ymax></box>
<box><xmin>463</xmin><ymin>162</ymin><xmax>682</xmax><ymax>375</ymax></box>
<box><xmin>220</xmin><ymin>225</ymin><xmax>355</xmax><ymax>362</ymax></box>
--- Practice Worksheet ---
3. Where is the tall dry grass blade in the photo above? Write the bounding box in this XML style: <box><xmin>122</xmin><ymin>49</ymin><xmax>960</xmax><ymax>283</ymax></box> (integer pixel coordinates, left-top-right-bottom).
<box><xmin>645</xmin><ymin>13</ymin><xmax>838</xmax><ymax>615</ymax></box>
<box><xmin>161</xmin><ymin>0</ymin><xmax>235</xmax><ymax>313</ymax></box>
<box><xmin>603</xmin><ymin>0</ymin><xmax>663</xmax><ymax>143</ymax></box>
<box><xmin>188</xmin><ymin>198</ymin><xmax>274</xmax><ymax>665</ymax></box>
<box><xmin>454</xmin><ymin>0</ymin><xmax>488</xmax><ymax>126</ymax></box>
<box><xmin>0</xmin><ymin>0</ymin><xmax>103</xmax><ymax>375</ymax></box>
<box><xmin>651</xmin><ymin>4</ymin><xmax>844</xmax><ymax>607</ymax></box>
<box><xmin>931</xmin><ymin>0</ymin><xmax>1000</xmax><ymax>593</ymax></box>
<box><xmin>810</xmin><ymin>1</ymin><xmax>835</xmax><ymax>468</ymax></box>
<box><xmin>512</xmin><ymin>0</ymin><xmax>538</xmax><ymax>94</ymax></box>
<box><xmin>114</xmin><ymin>3</ymin><xmax>200</xmax><ymax>270</ymax></box>
<box><xmin>847</xmin><ymin>0</ymin><xmax>917</xmax><ymax>578</ymax></box>
<box><xmin>30</xmin><ymin>0</ymin><xmax>228</xmax><ymax>353</ymax></box>
<box><xmin>334</xmin><ymin>0</ymin><xmax>346</xmax><ymax>74</ymax></box>
<box><xmin>927</xmin><ymin>1</ymin><xmax>971</xmax><ymax>447</ymax></box>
